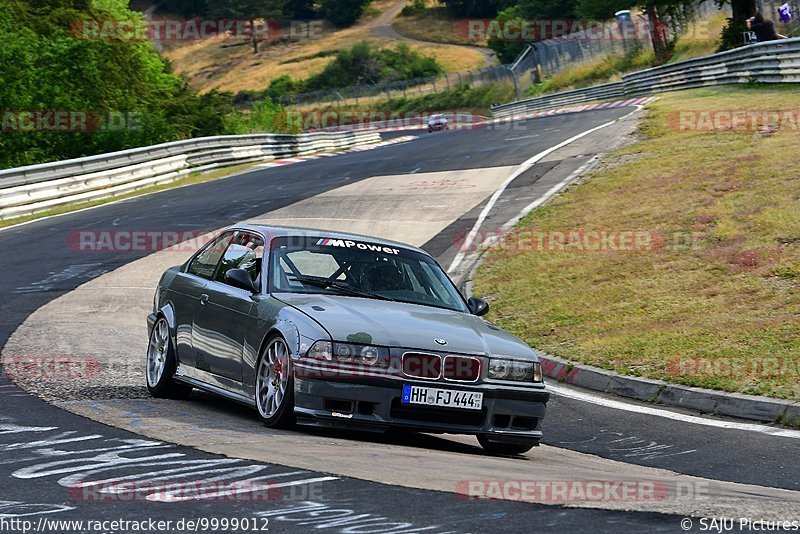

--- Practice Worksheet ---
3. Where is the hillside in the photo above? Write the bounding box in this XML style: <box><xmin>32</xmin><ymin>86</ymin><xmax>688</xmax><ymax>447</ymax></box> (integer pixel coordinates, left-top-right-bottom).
<box><xmin>159</xmin><ymin>0</ymin><xmax>490</xmax><ymax>94</ymax></box>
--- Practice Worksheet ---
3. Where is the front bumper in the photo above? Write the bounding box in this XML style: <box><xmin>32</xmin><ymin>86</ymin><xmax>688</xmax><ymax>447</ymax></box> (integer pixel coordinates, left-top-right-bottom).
<box><xmin>293</xmin><ymin>372</ymin><xmax>548</xmax><ymax>442</ymax></box>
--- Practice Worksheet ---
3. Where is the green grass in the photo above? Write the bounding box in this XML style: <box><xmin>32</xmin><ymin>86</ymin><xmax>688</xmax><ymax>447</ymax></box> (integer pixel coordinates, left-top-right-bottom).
<box><xmin>379</xmin><ymin>82</ymin><xmax>515</xmax><ymax>114</ymax></box>
<box><xmin>527</xmin><ymin>46</ymin><xmax>655</xmax><ymax>97</ymax></box>
<box><xmin>473</xmin><ymin>85</ymin><xmax>800</xmax><ymax>400</ymax></box>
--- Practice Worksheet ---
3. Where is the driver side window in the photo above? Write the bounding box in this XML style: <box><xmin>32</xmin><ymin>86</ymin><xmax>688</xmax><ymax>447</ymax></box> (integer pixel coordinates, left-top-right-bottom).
<box><xmin>214</xmin><ymin>232</ymin><xmax>265</xmax><ymax>289</ymax></box>
<box><xmin>187</xmin><ymin>232</ymin><xmax>234</xmax><ymax>280</ymax></box>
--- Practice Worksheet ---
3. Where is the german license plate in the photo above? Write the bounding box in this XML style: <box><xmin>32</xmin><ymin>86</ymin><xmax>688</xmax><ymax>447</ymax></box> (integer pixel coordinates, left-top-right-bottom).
<box><xmin>401</xmin><ymin>385</ymin><xmax>483</xmax><ymax>410</ymax></box>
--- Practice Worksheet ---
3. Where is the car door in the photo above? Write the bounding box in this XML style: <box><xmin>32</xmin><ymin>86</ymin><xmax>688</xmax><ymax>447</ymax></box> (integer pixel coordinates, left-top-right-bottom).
<box><xmin>192</xmin><ymin>230</ymin><xmax>264</xmax><ymax>382</ymax></box>
<box><xmin>169</xmin><ymin>231</ymin><xmax>234</xmax><ymax>368</ymax></box>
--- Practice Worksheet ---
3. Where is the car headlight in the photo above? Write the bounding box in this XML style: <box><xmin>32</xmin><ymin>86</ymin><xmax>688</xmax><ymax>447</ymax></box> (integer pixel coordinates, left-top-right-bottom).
<box><xmin>487</xmin><ymin>358</ymin><xmax>543</xmax><ymax>383</ymax></box>
<box><xmin>306</xmin><ymin>340</ymin><xmax>386</xmax><ymax>366</ymax></box>
<box><xmin>307</xmin><ymin>340</ymin><xmax>333</xmax><ymax>361</ymax></box>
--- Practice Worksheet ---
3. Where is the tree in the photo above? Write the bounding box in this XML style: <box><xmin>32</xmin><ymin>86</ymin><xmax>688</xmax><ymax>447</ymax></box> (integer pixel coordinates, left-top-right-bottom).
<box><xmin>283</xmin><ymin>0</ymin><xmax>316</xmax><ymax>19</ymax></box>
<box><xmin>0</xmin><ymin>0</ymin><xmax>232</xmax><ymax>168</ymax></box>
<box><xmin>640</xmin><ymin>0</ymin><xmax>694</xmax><ymax>63</ymax></box>
<box><xmin>207</xmin><ymin>0</ymin><xmax>284</xmax><ymax>53</ymax></box>
<box><xmin>159</xmin><ymin>0</ymin><xmax>209</xmax><ymax>18</ymax></box>
<box><xmin>718</xmin><ymin>0</ymin><xmax>756</xmax><ymax>50</ymax></box>
<box><xmin>318</xmin><ymin>0</ymin><xmax>372</xmax><ymax>28</ymax></box>
<box><xmin>487</xmin><ymin>0</ymin><xmax>579</xmax><ymax>63</ymax></box>
<box><xmin>576</xmin><ymin>0</ymin><xmax>630</xmax><ymax>19</ymax></box>
<box><xmin>577</xmin><ymin>0</ymin><xmax>695</xmax><ymax>63</ymax></box>
<box><xmin>441</xmin><ymin>0</ymin><xmax>503</xmax><ymax>17</ymax></box>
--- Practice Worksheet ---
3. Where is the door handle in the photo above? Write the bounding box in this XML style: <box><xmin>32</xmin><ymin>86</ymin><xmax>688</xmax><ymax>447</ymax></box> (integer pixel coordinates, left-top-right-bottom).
<box><xmin>200</xmin><ymin>294</ymin><xmax>209</xmax><ymax>306</ymax></box>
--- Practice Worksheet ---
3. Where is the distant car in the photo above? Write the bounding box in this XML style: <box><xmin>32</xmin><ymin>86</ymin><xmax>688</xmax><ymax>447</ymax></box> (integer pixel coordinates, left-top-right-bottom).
<box><xmin>427</xmin><ymin>114</ymin><xmax>449</xmax><ymax>132</ymax></box>
<box><xmin>146</xmin><ymin>225</ymin><xmax>549</xmax><ymax>454</ymax></box>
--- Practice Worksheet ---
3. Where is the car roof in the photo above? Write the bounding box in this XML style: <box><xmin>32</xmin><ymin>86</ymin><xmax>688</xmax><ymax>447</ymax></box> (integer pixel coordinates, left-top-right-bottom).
<box><xmin>231</xmin><ymin>224</ymin><xmax>429</xmax><ymax>255</ymax></box>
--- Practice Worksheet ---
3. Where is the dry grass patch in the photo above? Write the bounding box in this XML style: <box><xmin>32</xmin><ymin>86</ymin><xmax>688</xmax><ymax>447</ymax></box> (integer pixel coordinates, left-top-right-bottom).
<box><xmin>393</xmin><ymin>1</ymin><xmax>484</xmax><ymax>46</ymax></box>
<box><xmin>473</xmin><ymin>85</ymin><xmax>800</xmax><ymax>400</ymax></box>
<box><xmin>161</xmin><ymin>0</ymin><xmax>486</xmax><ymax>94</ymax></box>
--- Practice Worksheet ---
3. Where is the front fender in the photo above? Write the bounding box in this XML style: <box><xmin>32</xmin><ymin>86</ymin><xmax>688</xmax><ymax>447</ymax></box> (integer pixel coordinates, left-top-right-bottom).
<box><xmin>149</xmin><ymin>302</ymin><xmax>177</xmax><ymax>346</ymax></box>
<box><xmin>274</xmin><ymin>306</ymin><xmax>330</xmax><ymax>361</ymax></box>
<box><xmin>242</xmin><ymin>298</ymin><xmax>331</xmax><ymax>392</ymax></box>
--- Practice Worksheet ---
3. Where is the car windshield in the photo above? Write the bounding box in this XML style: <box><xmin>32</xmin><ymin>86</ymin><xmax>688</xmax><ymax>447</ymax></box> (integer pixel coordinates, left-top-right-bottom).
<box><xmin>269</xmin><ymin>236</ymin><xmax>468</xmax><ymax>312</ymax></box>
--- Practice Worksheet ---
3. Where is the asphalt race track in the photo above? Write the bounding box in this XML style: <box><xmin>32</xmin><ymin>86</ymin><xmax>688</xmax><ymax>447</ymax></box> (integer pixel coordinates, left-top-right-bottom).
<box><xmin>1</xmin><ymin>108</ymin><xmax>798</xmax><ymax>533</ymax></box>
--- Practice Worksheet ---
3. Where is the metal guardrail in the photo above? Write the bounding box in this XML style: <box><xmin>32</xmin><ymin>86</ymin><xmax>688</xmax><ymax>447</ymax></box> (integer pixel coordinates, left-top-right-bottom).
<box><xmin>0</xmin><ymin>130</ymin><xmax>380</xmax><ymax>221</ymax></box>
<box><xmin>492</xmin><ymin>38</ymin><xmax>800</xmax><ymax>118</ymax></box>
<box><xmin>622</xmin><ymin>37</ymin><xmax>800</xmax><ymax>94</ymax></box>
<box><xmin>491</xmin><ymin>82</ymin><xmax>625</xmax><ymax>117</ymax></box>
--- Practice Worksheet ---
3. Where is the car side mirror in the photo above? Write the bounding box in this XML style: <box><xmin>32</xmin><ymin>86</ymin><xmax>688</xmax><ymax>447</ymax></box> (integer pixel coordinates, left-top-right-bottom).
<box><xmin>468</xmin><ymin>297</ymin><xmax>490</xmax><ymax>316</ymax></box>
<box><xmin>225</xmin><ymin>268</ymin><xmax>257</xmax><ymax>293</ymax></box>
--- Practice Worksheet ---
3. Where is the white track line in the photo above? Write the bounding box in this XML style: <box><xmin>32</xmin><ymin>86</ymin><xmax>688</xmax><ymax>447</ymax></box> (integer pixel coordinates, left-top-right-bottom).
<box><xmin>500</xmin><ymin>156</ymin><xmax>599</xmax><ymax>232</ymax></box>
<box><xmin>447</xmin><ymin>106</ymin><xmax>643</xmax><ymax>273</ymax></box>
<box><xmin>549</xmin><ymin>383</ymin><xmax>800</xmax><ymax>439</ymax></box>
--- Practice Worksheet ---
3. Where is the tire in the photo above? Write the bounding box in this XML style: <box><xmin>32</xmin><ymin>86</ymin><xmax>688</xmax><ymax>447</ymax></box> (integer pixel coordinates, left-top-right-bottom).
<box><xmin>146</xmin><ymin>316</ymin><xmax>192</xmax><ymax>400</ymax></box>
<box><xmin>254</xmin><ymin>335</ymin><xmax>295</xmax><ymax>429</ymax></box>
<box><xmin>478</xmin><ymin>434</ymin><xmax>537</xmax><ymax>455</ymax></box>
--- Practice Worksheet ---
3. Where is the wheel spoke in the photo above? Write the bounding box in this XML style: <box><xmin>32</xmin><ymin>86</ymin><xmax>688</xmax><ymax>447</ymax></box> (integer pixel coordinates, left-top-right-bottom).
<box><xmin>256</xmin><ymin>338</ymin><xmax>291</xmax><ymax>419</ymax></box>
<box><xmin>147</xmin><ymin>319</ymin><xmax>170</xmax><ymax>388</ymax></box>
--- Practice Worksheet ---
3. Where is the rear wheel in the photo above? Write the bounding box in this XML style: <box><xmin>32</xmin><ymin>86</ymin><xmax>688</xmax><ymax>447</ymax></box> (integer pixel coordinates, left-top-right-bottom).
<box><xmin>478</xmin><ymin>434</ymin><xmax>537</xmax><ymax>455</ymax></box>
<box><xmin>255</xmin><ymin>336</ymin><xmax>295</xmax><ymax>429</ymax></box>
<box><xmin>146</xmin><ymin>317</ymin><xmax>192</xmax><ymax>399</ymax></box>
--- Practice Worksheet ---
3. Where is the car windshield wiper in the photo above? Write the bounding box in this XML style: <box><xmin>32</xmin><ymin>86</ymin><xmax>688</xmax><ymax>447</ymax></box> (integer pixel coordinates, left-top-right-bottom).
<box><xmin>288</xmin><ymin>275</ymin><xmax>395</xmax><ymax>302</ymax></box>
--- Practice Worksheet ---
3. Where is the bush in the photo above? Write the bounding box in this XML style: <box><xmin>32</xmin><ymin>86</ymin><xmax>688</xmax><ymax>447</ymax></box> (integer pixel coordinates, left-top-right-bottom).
<box><xmin>318</xmin><ymin>0</ymin><xmax>373</xmax><ymax>28</ymax></box>
<box><xmin>265</xmin><ymin>74</ymin><xmax>302</xmax><ymax>103</ymax></box>
<box><xmin>304</xmin><ymin>41</ymin><xmax>443</xmax><ymax>91</ymax></box>
<box><xmin>718</xmin><ymin>18</ymin><xmax>748</xmax><ymax>52</ymax></box>
<box><xmin>401</xmin><ymin>0</ymin><xmax>427</xmax><ymax>16</ymax></box>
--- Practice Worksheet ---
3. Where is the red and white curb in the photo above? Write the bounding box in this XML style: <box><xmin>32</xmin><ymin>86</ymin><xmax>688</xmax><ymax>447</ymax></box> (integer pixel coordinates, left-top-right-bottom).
<box><xmin>495</xmin><ymin>96</ymin><xmax>659</xmax><ymax>122</ymax></box>
<box><xmin>253</xmin><ymin>135</ymin><xmax>418</xmax><ymax>169</ymax></box>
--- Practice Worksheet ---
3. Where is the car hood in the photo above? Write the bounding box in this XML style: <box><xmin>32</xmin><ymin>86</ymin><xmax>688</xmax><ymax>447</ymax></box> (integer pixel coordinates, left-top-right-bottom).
<box><xmin>275</xmin><ymin>293</ymin><xmax>537</xmax><ymax>360</ymax></box>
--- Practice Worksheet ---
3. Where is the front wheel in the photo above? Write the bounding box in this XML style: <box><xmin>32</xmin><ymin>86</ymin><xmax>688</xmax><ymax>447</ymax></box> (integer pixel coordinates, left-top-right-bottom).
<box><xmin>255</xmin><ymin>336</ymin><xmax>295</xmax><ymax>429</ymax></box>
<box><xmin>478</xmin><ymin>434</ymin><xmax>537</xmax><ymax>455</ymax></box>
<box><xmin>146</xmin><ymin>317</ymin><xmax>192</xmax><ymax>399</ymax></box>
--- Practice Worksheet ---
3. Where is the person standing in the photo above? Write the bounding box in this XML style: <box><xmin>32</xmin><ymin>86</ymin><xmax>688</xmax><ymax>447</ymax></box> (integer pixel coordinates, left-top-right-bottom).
<box><xmin>747</xmin><ymin>12</ymin><xmax>788</xmax><ymax>42</ymax></box>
